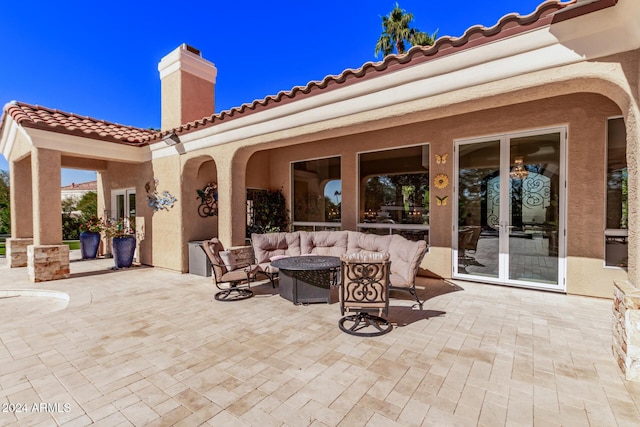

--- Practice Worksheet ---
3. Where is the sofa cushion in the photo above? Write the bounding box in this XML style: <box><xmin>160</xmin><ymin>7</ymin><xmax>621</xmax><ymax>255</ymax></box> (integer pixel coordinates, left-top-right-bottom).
<box><xmin>251</xmin><ymin>232</ymin><xmax>301</xmax><ymax>264</ymax></box>
<box><xmin>347</xmin><ymin>231</ymin><xmax>392</xmax><ymax>255</ymax></box>
<box><xmin>300</xmin><ymin>231</ymin><xmax>348</xmax><ymax>256</ymax></box>
<box><xmin>388</xmin><ymin>235</ymin><xmax>427</xmax><ymax>288</ymax></box>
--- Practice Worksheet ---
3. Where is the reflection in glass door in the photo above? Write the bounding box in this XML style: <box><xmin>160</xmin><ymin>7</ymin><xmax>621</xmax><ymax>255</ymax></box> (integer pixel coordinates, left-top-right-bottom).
<box><xmin>455</xmin><ymin>129</ymin><xmax>565</xmax><ymax>291</ymax></box>
<box><xmin>457</xmin><ymin>140</ymin><xmax>501</xmax><ymax>280</ymax></box>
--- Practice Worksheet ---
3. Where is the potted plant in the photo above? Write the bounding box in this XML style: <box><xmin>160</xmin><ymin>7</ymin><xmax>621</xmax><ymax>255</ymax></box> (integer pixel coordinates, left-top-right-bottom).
<box><xmin>79</xmin><ymin>216</ymin><xmax>103</xmax><ymax>259</ymax></box>
<box><xmin>103</xmin><ymin>218</ymin><xmax>136</xmax><ymax>269</ymax></box>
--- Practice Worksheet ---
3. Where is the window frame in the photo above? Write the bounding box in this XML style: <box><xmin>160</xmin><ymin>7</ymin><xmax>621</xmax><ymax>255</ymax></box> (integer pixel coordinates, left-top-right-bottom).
<box><xmin>356</xmin><ymin>142</ymin><xmax>430</xmax><ymax>243</ymax></box>
<box><xmin>290</xmin><ymin>154</ymin><xmax>342</xmax><ymax>231</ymax></box>
<box><xmin>604</xmin><ymin>115</ymin><xmax>628</xmax><ymax>269</ymax></box>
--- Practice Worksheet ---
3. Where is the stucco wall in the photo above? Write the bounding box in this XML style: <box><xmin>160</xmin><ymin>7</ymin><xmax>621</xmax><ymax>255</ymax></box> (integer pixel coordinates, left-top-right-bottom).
<box><xmin>100</xmin><ymin>161</ymin><xmax>154</xmax><ymax>265</ymax></box>
<box><xmin>182</xmin><ymin>156</ymin><xmax>218</xmax><ymax>243</ymax></box>
<box><xmin>181</xmin><ymin>72</ymin><xmax>215</xmax><ymax>127</ymax></box>
<box><xmin>246</xmin><ymin>150</ymin><xmax>271</xmax><ymax>189</ymax></box>
<box><xmin>259</xmin><ymin>93</ymin><xmax>624</xmax><ymax>296</ymax></box>
<box><xmin>10</xmin><ymin>156</ymin><xmax>32</xmax><ymax>238</ymax></box>
<box><xmin>146</xmin><ymin>156</ymin><xmax>182</xmax><ymax>270</ymax></box>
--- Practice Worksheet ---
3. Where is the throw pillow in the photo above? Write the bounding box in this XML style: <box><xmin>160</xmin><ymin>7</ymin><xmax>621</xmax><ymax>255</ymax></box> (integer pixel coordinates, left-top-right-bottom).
<box><xmin>219</xmin><ymin>250</ymin><xmax>238</xmax><ymax>271</ymax></box>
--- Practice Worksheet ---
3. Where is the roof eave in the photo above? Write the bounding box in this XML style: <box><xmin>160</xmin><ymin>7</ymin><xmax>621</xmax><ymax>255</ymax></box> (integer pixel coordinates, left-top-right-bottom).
<box><xmin>149</xmin><ymin>0</ymin><xmax>638</xmax><ymax>159</ymax></box>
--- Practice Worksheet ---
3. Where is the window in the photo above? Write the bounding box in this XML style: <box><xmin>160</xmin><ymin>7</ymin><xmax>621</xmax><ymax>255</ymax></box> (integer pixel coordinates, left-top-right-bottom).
<box><xmin>605</xmin><ymin>117</ymin><xmax>627</xmax><ymax>268</ymax></box>
<box><xmin>111</xmin><ymin>188</ymin><xmax>136</xmax><ymax>229</ymax></box>
<box><xmin>358</xmin><ymin>145</ymin><xmax>429</xmax><ymax>241</ymax></box>
<box><xmin>292</xmin><ymin>156</ymin><xmax>341</xmax><ymax>231</ymax></box>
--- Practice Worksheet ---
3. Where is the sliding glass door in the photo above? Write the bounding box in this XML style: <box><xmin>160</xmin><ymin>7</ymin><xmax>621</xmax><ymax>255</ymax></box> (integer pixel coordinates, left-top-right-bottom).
<box><xmin>455</xmin><ymin>128</ymin><xmax>565</xmax><ymax>291</ymax></box>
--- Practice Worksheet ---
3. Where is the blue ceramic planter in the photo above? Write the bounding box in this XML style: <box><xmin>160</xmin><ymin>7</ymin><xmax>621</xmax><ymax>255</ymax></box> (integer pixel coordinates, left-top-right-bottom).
<box><xmin>79</xmin><ymin>231</ymin><xmax>101</xmax><ymax>259</ymax></box>
<box><xmin>112</xmin><ymin>235</ymin><xmax>136</xmax><ymax>268</ymax></box>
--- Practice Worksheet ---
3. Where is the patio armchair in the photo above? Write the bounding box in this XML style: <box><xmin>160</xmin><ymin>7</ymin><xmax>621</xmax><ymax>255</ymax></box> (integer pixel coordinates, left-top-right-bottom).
<box><xmin>461</xmin><ymin>226</ymin><xmax>481</xmax><ymax>254</ymax></box>
<box><xmin>338</xmin><ymin>253</ymin><xmax>392</xmax><ymax>336</ymax></box>
<box><xmin>200</xmin><ymin>238</ymin><xmax>274</xmax><ymax>301</ymax></box>
<box><xmin>458</xmin><ymin>226</ymin><xmax>481</xmax><ymax>267</ymax></box>
<box><xmin>387</xmin><ymin>235</ymin><xmax>428</xmax><ymax>309</ymax></box>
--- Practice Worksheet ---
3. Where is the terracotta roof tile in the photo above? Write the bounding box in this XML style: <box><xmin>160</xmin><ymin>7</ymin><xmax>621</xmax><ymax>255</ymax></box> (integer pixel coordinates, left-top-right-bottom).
<box><xmin>4</xmin><ymin>0</ymin><xmax>603</xmax><ymax>147</ymax></box>
<box><xmin>145</xmin><ymin>0</ymin><xmax>577</xmax><ymax>143</ymax></box>
<box><xmin>3</xmin><ymin>101</ymin><xmax>154</xmax><ymax>146</ymax></box>
<box><xmin>61</xmin><ymin>180</ymin><xmax>97</xmax><ymax>191</ymax></box>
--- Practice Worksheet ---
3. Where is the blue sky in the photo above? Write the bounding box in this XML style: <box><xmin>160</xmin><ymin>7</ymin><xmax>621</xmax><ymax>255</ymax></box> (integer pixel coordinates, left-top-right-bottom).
<box><xmin>0</xmin><ymin>0</ymin><xmax>547</xmax><ymax>186</ymax></box>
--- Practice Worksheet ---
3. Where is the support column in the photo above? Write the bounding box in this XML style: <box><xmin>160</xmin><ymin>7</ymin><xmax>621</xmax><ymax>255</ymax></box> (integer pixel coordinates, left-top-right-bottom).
<box><xmin>341</xmin><ymin>154</ymin><xmax>357</xmax><ymax>231</ymax></box>
<box><xmin>614</xmin><ymin>280</ymin><xmax>640</xmax><ymax>381</ymax></box>
<box><xmin>6</xmin><ymin>157</ymin><xmax>33</xmax><ymax>267</ymax></box>
<box><xmin>28</xmin><ymin>148</ymin><xmax>69</xmax><ymax>282</ymax></box>
<box><xmin>216</xmin><ymin>150</ymin><xmax>247</xmax><ymax>247</ymax></box>
<box><xmin>151</xmin><ymin>157</ymin><xmax>183</xmax><ymax>271</ymax></box>
<box><xmin>613</xmin><ymin>102</ymin><xmax>640</xmax><ymax>381</ymax></box>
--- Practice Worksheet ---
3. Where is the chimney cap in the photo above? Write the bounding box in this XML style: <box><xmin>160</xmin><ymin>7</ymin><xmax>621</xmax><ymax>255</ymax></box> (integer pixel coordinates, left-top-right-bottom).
<box><xmin>158</xmin><ymin>44</ymin><xmax>217</xmax><ymax>83</ymax></box>
<box><xmin>183</xmin><ymin>44</ymin><xmax>201</xmax><ymax>56</ymax></box>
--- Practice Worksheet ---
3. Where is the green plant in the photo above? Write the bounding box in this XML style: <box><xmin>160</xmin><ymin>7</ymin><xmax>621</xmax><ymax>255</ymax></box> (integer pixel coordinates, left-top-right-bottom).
<box><xmin>102</xmin><ymin>218</ymin><xmax>135</xmax><ymax>239</ymax></box>
<box><xmin>77</xmin><ymin>192</ymin><xmax>98</xmax><ymax>220</ymax></box>
<box><xmin>247</xmin><ymin>188</ymin><xmax>289</xmax><ymax>237</ymax></box>
<box><xmin>62</xmin><ymin>214</ymin><xmax>80</xmax><ymax>240</ymax></box>
<box><xmin>79</xmin><ymin>216</ymin><xmax>103</xmax><ymax>233</ymax></box>
<box><xmin>0</xmin><ymin>170</ymin><xmax>9</xmax><ymax>235</ymax></box>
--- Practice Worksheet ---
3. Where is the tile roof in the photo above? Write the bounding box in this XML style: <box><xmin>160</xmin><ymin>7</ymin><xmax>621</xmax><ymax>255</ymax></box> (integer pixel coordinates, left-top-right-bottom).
<box><xmin>61</xmin><ymin>180</ymin><xmax>97</xmax><ymax>191</ymax></box>
<box><xmin>4</xmin><ymin>0</ymin><xmax>607</xmax><ymax>147</ymax></box>
<box><xmin>3</xmin><ymin>101</ymin><xmax>153</xmax><ymax>146</ymax></box>
<box><xmin>144</xmin><ymin>0</ymin><xmax>579</xmax><ymax>143</ymax></box>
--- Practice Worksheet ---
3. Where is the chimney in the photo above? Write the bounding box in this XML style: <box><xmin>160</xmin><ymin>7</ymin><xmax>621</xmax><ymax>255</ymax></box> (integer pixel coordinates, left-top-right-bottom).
<box><xmin>158</xmin><ymin>44</ymin><xmax>217</xmax><ymax>131</ymax></box>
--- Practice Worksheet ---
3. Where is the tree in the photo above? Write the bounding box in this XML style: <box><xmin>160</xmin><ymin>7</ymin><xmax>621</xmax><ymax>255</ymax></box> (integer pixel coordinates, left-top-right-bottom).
<box><xmin>61</xmin><ymin>197</ymin><xmax>76</xmax><ymax>215</ymax></box>
<box><xmin>0</xmin><ymin>170</ymin><xmax>9</xmax><ymax>234</ymax></box>
<box><xmin>76</xmin><ymin>191</ymin><xmax>98</xmax><ymax>223</ymax></box>
<box><xmin>375</xmin><ymin>3</ymin><xmax>438</xmax><ymax>58</ymax></box>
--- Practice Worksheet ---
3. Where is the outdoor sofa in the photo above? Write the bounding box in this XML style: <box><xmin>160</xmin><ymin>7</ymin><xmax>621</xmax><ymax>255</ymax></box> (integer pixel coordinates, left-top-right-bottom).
<box><xmin>251</xmin><ymin>230</ymin><xmax>428</xmax><ymax>307</ymax></box>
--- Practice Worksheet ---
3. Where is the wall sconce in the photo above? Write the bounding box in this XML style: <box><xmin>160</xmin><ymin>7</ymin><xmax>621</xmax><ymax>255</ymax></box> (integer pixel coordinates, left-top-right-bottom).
<box><xmin>163</xmin><ymin>132</ymin><xmax>180</xmax><ymax>146</ymax></box>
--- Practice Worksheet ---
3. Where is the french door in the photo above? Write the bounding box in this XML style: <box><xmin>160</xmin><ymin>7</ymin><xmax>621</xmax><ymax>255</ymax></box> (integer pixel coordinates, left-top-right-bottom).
<box><xmin>454</xmin><ymin>128</ymin><xmax>566</xmax><ymax>291</ymax></box>
<box><xmin>111</xmin><ymin>188</ymin><xmax>136</xmax><ymax>225</ymax></box>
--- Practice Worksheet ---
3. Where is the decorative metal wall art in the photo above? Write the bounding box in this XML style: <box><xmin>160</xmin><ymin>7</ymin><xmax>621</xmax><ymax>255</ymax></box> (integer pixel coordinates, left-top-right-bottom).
<box><xmin>197</xmin><ymin>182</ymin><xmax>218</xmax><ymax>217</ymax></box>
<box><xmin>146</xmin><ymin>178</ymin><xmax>177</xmax><ymax>212</ymax></box>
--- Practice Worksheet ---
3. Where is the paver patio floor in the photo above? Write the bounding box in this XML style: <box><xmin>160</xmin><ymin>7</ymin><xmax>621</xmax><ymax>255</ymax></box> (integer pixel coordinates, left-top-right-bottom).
<box><xmin>1</xmin><ymin>253</ymin><xmax>639</xmax><ymax>426</ymax></box>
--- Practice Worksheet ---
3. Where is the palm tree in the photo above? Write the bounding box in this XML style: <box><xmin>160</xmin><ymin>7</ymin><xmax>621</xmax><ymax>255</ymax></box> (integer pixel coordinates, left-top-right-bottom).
<box><xmin>375</xmin><ymin>3</ymin><xmax>438</xmax><ymax>58</ymax></box>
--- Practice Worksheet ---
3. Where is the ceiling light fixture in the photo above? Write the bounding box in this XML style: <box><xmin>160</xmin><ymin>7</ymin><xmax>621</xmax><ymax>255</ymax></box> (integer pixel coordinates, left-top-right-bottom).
<box><xmin>509</xmin><ymin>156</ymin><xmax>529</xmax><ymax>180</ymax></box>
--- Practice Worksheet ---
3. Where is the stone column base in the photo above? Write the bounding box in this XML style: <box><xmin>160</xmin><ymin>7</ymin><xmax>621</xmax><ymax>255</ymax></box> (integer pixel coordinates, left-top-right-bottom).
<box><xmin>6</xmin><ymin>238</ymin><xmax>34</xmax><ymax>268</ymax></box>
<box><xmin>27</xmin><ymin>245</ymin><xmax>70</xmax><ymax>282</ymax></box>
<box><xmin>613</xmin><ymin>280</ymin><xmax>640</xmax><ymax>382</ymax></box>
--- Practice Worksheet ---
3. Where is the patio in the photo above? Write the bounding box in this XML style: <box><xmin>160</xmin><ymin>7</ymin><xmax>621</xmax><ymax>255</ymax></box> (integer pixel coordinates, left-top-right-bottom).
<box><xmin>1</xmin><ymin>253</ymin><xmax>639</xmax><ymax>426</ymax></box>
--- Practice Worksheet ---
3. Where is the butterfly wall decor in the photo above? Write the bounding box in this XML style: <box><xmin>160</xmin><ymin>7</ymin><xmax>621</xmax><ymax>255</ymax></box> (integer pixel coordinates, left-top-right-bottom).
<box><xmin>436</xmin><ymin>195</ymin><xmax>448</xmax><ymax>206</ymax></box>
<box><xmin>435</xmin><ymin>153</ymin><xmax>448</xmax><ymax>164</ymax></box>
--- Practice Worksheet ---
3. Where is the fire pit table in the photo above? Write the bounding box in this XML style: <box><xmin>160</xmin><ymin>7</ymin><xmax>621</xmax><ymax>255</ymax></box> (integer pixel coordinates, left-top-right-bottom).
<box><xmin>271</xmin><ymin>255</ymin><xmax>340</xmax><ymax>305</ymax></box>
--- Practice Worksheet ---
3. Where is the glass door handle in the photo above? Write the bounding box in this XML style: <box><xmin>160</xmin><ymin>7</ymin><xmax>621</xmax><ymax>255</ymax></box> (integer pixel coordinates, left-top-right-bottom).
<box><xmin>499</xmin><ymin>222</ymin><xmax>514</xmax><ymax>232</ymax></box>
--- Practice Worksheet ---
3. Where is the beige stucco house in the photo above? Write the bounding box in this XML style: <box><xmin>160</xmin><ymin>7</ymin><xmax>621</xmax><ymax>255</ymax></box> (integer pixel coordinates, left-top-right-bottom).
<box><xmin>2</xmin><ymin>0</ymin><xmax>640</xmax><ymax>378</ymax></box>
<box><xmin>61</xmin><ymin>180</ymin><xmax>97</xmax><ymax>203</ymax></box>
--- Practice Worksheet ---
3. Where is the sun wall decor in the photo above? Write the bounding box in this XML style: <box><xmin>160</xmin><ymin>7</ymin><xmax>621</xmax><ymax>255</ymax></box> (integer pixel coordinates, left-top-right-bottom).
<box><xmin>434</xmin><ymin>173</ymin><xmax>449</xmax><ymax>189</ymax></box>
